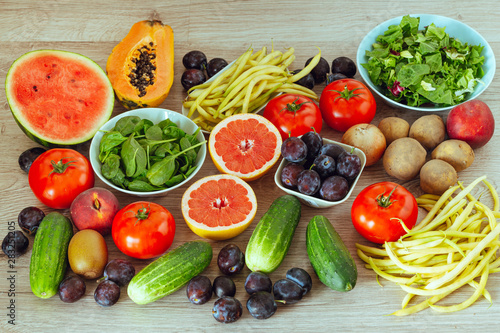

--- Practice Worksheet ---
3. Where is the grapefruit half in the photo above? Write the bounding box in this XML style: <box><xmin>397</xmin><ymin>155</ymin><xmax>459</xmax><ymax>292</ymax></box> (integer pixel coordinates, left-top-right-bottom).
<box><xmin>208</xmin><ymin>113</ymin><xmax>282</xmax><ymax>181</ymax></box>
<box><xmin>181</xmin><ymin>174</ymin><xmax>257</xmax><ymax>240</ymax></box>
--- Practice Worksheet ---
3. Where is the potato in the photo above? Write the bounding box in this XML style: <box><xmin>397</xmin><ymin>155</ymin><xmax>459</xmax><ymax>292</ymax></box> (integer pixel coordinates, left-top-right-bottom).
<box><xmin>378</xmin><ymin>117</ymin><xmax>410</xmax><ymax>145</ymax></box>
<box><xmin>409</xmin><ymin>114</ymin><xmax>446</xmax><ymax>150</ymax></box>
<box><xmin>383</xmin><ymin>137</ymin><xmax>427</xmax><ymax>181</ymax></box>
<box><xmin>431</xmin><ymin>139</ymin><xmax>475</xmax><ymax>172</ymax></box>
<box><xmin>341</xmin><ymin>123</ymin><xmax>386</xmax><ymax>167</ymax></box>
<box><xmin>420</xmin><ymin>159</ymin><xmax>457</xmax><ymax>195</ymax></box>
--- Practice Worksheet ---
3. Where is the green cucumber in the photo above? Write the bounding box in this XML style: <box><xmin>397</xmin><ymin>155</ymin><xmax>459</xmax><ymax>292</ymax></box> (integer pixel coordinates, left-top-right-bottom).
<box><xmin>245</xmin><ymin>195</ymin><xmax>301</xmax><ymax>273</ymax></box>
<box><xmin>29</xmin><ymin>212</ymin><xmax>73</xmax><ymax>299</ymax></box>
<box><xmin>127</xmin><ymin>240</ymin><xmax>212</xmax><ymax>305</ymax></box>
<box><xmin>306</xmin><ymin>215</ymin><xmax>357</xmax><ymax>292</ymax></box>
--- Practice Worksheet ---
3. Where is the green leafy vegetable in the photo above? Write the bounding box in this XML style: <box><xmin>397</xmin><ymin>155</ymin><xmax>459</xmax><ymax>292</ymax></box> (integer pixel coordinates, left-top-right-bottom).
<box><xmin>362</xmin><ymin>15</ymin><xmax>485</xmax><ymax>106</ymax></box>
<box><xmin>101</xmin><ymin>154</ymin><xmax>121</xmax><ymax>179</ymax></box>
<box><xmin>114</xmin><ymin>116</ymin><xmax>141</xmax><ymax>136</ymax></box>
<box><xmin>98</xmin><ymin>116</ymin><xmax>205</xmax><ymax>192</ymax></box>
<box><xmin>121</xmin><ymin>134</ymin><xmax>147</xmax><ymax>178</ymax></box>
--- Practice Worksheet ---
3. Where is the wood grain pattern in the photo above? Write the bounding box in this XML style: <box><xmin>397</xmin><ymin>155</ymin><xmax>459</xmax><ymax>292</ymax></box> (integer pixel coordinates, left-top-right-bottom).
<box><xmin>1</xmin><ymin>0</ymin><xmax>499</xmax><ymax>332</ymax></box>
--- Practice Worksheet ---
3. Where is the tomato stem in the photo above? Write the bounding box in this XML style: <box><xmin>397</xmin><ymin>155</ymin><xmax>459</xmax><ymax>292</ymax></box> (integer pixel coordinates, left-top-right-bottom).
<box><xmin>376</xmin><ymin>185</ymin><xmax>399</xmax><ymax>208</ymax></box>
<box><xmin>328</xmin><ymin>85</ymin><xmax>363</xmax><ymax>101</ymax></box>
<box><xmin>49</xmin><ymin>158</ymin><xmax>76</xmax><ymax>175</ymax></box>
<box><xmin>279</xmin><ymin>97</ymin><xmax>312</xmax><ymax>116</ymax></box>
<box><xmin>129</xmin><ymin>204</ymin><xmax>151</xmax><ymax>225</ymax></box>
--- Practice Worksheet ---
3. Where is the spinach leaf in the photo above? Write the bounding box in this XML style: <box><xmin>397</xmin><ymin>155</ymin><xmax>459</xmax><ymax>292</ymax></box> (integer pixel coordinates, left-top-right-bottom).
<box><xmin>99</xmin><ymin>131</ymin><xmax>128</xmax><ymax>154</ymax></box>
<box><xmin>154</xmin><ymin>142</ymin><xmax>172</xmax><ymax>158</ymax></box>
<box><xmin>127</xmin><ymin>179</ymin><xmax>164</xmax><ymax>192</ymax></box>
<box><xmin>185</xmin><ymin>127</ymin><xmax>201</xmax><ymax>153</ymax></box>
<box><xmin>158</xmin><ymin>119</ymin><xmax>177</xmax><ymax>129</ymax></box>
<box><xmin>146</xmin><ymin>140</ymin><xmax>205</xmax><ymax>186</ymax></box>
<box><xmin>132</xmin><ymin>118</ymin><xmax>154</xmax><ymax>136</ymax></box>
<box><xmin>164</xmin><ymin>126</ymin><xmax>186</xmax><ymax>140</ymax></box>
<box><xmin>113</xmin><ymin>116</ymin><xmax>141</xmax><ymax>136</ymax></box>
<box><xmin>145</xmin><ymin>125</ymin><xmax>164</xmax><ymax>141</ymax></box>
<box><xmin>99</xmin><ymin>146</ymin><xmax>120</xmax><ymax>164</ymax></box>
<box><xmin>121</xmin><ymin>134</ymin><xmax>147</xmax><ymax>178</ymax></box>
<box><xmin>184</xmin><ymin>165</ymin><xmax>198</xmax><ymax>177</ymax></box>
<box><xmin>165</xmin><ymin>174</ymin><xmax>185</xmax><ymax>187</ymax></box>
<box><xmin>138</xmin><ymin>138</ymin><xmax>176</xmax><ymax>158</ymax></box>
<box><xmin>180</xmin><ymin>137</ymin><xmax>197</xmax><ymax>165</ymax></box>
<box><xmin>110</xmin><ymin>167</ymin><xmax>127</xmax><ymax>189</ymax></box>
<box><xmin>101</xmin><ymin>153</ymin><xmax>121</xmax><ymax>179</ymax></box>
<box><xmin>179</xmin><ymin>155</ymin><xmax>190</xmax><ymax>174</ymax></box>
<box><xmin>146</xmin><ymin>155</ymin><xmax>177</xmax><ymax>185</ymax></box>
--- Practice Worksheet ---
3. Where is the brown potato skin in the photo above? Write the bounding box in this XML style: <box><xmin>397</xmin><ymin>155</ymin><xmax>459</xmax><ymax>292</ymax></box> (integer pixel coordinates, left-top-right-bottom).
<box><xmin>383</xmin><ymin>137</ymin><xmax>427</xmax><ymax>181</ymax></box>
<box><xmin>378</xmin><ymin>117</ymin><xmax>410</xmax><ymax>145</ymax></box>
<box><xmin>431</xmin><ymin>139</ymin><xmax>475</xmax><ymax>172</ymax></box>
<box><xmin>409</xmin><ymin>114</ymin><xmax>446</xmax><ymax>150</ymax></box>
<box><xmin>341</xmin><ymin>123</ymin><xmax>386</xmax><ymax>167</ymax></box>
<box><xmin>420</xmin><ymin>159</ymin><xmax>457</xmax><ymax>195</ymax></box>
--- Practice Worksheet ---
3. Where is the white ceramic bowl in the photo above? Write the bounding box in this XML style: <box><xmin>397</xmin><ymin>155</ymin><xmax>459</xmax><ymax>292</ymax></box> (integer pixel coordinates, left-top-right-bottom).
<box><xmin>274</xmin><ymin>139</ymin><xmax>366</xmax><ymax>208</ymax></box>
<box><xmin>356</xmin><ymin>14</ymin><xmax>495</xmax><ymax>112</ymax></box>
<box><xmin>89</xmin><ymin>108</ymin><xmax>206</xmax><ymax>197</ymax></box>
<box><xmin>182</xmin><ymin>60</ymin><xmax>281</xmax><ymax>133</ymax></box>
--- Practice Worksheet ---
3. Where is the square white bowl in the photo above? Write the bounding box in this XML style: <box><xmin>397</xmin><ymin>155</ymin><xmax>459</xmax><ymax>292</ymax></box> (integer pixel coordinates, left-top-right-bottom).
<box><xmin>274</xmin><ymin>139</ymin><xmax>366</xmax><ymax>208</ymax></box>
<box><xmin>89</xmin><ymin>108</ymin><xmax>206</xmax><ymax>197</ymax></box>
<box><xmin>356</xmin><ymin>14</ymin><xmax>495</xmax><ymax>112</ymax></box>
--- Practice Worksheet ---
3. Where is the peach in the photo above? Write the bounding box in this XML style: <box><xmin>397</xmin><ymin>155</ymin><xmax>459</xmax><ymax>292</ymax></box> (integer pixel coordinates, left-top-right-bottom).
<box><xmin>70</xmin><ymin>187</ymin><xmax>119</xmax><ymax>236</ymax></box>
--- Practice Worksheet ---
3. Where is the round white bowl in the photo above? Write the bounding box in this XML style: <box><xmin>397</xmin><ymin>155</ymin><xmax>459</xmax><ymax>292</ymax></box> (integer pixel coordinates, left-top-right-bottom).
<box><xmin>89</xmin><ymin>108</ymin><xmax>206</xmax><ymax>197</ymax></box>
<box><xmin>274</xmin><ymin>139</ymin><xmax>366</xmax><ymax>209</ymax></box>
<box><xmin>356</xmin><ymin>14</ymin><xmax>495</xmax><ymax>112</ymax></box>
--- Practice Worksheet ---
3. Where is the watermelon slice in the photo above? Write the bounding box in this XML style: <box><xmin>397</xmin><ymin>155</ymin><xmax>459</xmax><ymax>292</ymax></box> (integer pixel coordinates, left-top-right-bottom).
<box><xmin>5</xmin><ymin>50</ymin><xmax>114</xmax><ymax>147</ymax></box>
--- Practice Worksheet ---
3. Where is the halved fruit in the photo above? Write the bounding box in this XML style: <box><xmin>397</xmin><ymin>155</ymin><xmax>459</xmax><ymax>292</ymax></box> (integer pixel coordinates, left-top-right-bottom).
<box><xmin>6</xmin><ymin>50</ymin><xmax>114</xmax><ymax>147</ymax></box>
<box><xmin>106</xmin><ymin>20</ymin><xmax>174</xmax><ymax>110</ymax></box>
<box><xmin>181</xmin><ymin>174</ymin><xmax>257</xmax><ymax>240</ymax></box>
<box><xmin>208</xmin><ymin>113</ymin><xmax>282</xmax><ymax>181</ymax></box>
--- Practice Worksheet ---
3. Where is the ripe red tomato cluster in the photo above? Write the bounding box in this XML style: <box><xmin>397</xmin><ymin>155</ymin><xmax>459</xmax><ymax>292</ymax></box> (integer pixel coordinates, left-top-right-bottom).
<box><xmin>264</xmin><ymin>78</ymin><xmax>377</xmax><ymax>138</ymax></box>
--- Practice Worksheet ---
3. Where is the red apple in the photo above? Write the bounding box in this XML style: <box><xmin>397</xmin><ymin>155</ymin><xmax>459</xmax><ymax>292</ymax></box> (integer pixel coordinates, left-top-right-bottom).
<box><xmin>446</xmin><ymin>100</ymin><xmax>495</xmax><ymax>149</ymax></box>
<box><xmin>70</xmin><ymin>187</ymin><xmax>120</xmax><ymax>236</ymax></box>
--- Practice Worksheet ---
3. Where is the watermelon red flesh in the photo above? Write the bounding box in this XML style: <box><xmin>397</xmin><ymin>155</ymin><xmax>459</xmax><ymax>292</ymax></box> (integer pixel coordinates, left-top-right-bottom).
<box><xmin>6</xmin><ymin>50</ymin><xmax>114</xmax><ymax>146</ymax></box>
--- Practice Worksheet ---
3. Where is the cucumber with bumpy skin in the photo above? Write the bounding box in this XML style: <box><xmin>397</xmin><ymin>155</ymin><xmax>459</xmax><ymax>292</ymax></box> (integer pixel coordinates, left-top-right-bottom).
<box><xmin>245</xmin><ymin>195</ymin><xmax>301</xmax><ymax>273</ymax></box>
<box><xmin>29</xmin><ymin>212</ymin><xmax>73</xmax><ymax>298</ymax></box>
<box><xmin>306</xmin><ymin>215</ymin><xmax>357</xmax><ymax>291</ymax></box>
<box><xmin>127</xmin><ymin>240</ymin><xmax>212</xmax><ymax>305</ymax></box>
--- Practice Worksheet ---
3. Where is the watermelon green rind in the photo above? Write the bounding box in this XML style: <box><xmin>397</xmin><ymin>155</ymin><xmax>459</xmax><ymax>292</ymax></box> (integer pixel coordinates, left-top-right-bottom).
<box><xmin>5</xmin><ymin>49</ymin><xmax>115</xmax><ymax>147</ymax></box>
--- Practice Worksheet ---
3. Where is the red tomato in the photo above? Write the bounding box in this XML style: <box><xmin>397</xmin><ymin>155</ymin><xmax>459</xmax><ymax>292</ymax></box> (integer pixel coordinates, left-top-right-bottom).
<box><xmin>28</xmin><ymin>148</ymin><xmax>94</xmax><ymax>209</ymax></box>
<box><xmin>351</xmin><ymin>182</ymin><xmax>418</xmax><ymax>244</ymax></box>
<box><xmin>112</xmin><ymin>201</ymin><xmax>176</xmax><ymax>259</ymax></box>
<box><xmin>263</xmin><ymin>93</ymin><xmax>322</xmax><ymax>140</ymax></box>
<box><xmin>319</xmin><ymin>78</ymin><xmax>376</xmax><ymax>132</ymax></box>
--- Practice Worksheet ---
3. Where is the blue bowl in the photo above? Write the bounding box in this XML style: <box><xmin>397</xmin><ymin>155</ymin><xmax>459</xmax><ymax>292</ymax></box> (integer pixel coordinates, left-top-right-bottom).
<box><xmin>356</xmin><ymin>14</ymin><xmax>495</xmax><ymax>112</ymax></box>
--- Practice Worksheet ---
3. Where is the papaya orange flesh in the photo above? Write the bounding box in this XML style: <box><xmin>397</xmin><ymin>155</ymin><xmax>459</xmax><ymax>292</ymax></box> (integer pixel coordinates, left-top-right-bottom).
<box><xmin>106</xmin><ymin>20</ymin><xmax>174</xmax><ymax>110</ymax></box>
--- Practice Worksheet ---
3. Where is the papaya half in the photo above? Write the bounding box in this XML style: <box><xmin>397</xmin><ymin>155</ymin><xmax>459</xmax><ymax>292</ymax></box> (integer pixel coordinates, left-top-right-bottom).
<box><xmin>106</xmin><ymin>20</ymin><xmax>174</xmax><ymax>110</ymax></box>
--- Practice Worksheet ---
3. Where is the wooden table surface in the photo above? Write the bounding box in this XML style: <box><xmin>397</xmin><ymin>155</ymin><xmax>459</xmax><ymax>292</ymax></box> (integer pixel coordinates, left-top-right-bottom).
<box><xmin>1</xmin><ymin>1</ymin><xmax>499</xmax><ymax>332</ymax></box>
